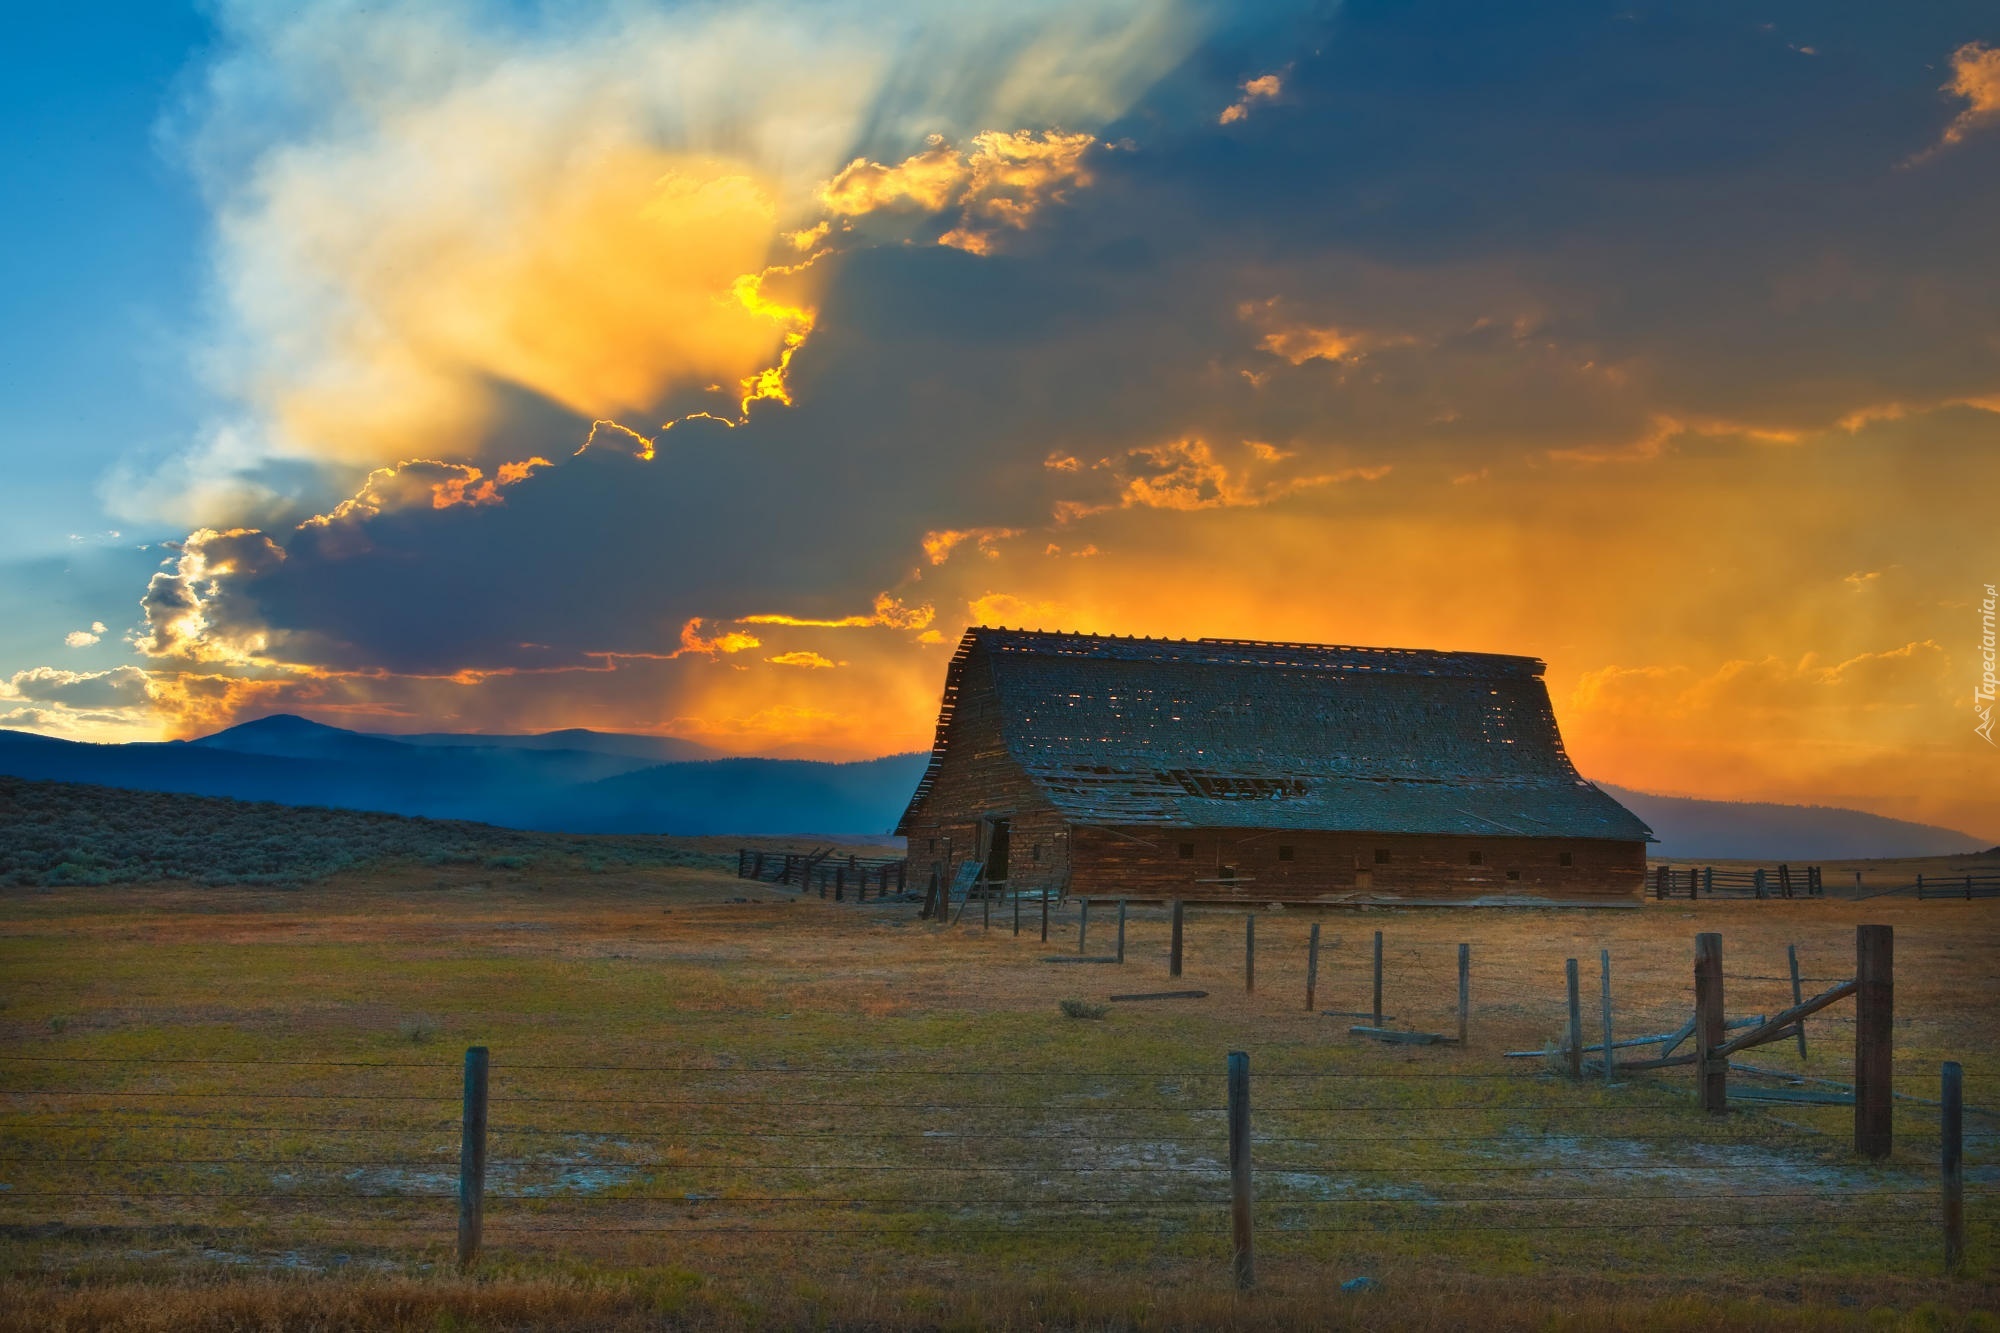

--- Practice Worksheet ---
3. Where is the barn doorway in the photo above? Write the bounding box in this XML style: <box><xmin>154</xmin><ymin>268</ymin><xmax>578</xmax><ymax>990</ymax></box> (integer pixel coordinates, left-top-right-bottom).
<box><xmin>986</xmin><ymin>818</ymin><xmax>1012</xmax><ymax>885</ymax></box>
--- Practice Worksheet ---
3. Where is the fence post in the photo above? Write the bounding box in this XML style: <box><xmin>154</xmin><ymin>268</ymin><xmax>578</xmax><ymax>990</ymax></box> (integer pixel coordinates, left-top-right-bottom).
<box><xmin>1944</xmin><ymin>1060</ymin><xmax>1964</xmax><ymax>1275</ymax></box>
<box><xmin>1306</xmin><ymin>923</ymin><xmax>1321</xmax><ymax>1012</ymax></box>
<box><xmin>1116</xmin><ymin>899</ymin><xmax>1127</xmax><ymax>964</ymax></box>
<box><xmin>1245</xmin><ymin>914</ymin><xmax>1255</xmax><ymax>994</ymax></box>
<box><xmin>1788</xmin><ymin>944</ymin><xmax>1808</xmax><ymax>1060</ymax></box>
<box><xmin>1695</xmin><ymin>932</ymin><xmax>1726</xmax><ymax>1114</ymax></box>
<box><xmin>458</xmin><ymin>1045</ymin><xmax>489</xmax><ymax>1270</ymax></box>
<box><xmin>1855</xmin><ymin>924</ymin><xmax>1894</xmax><ymax>1159</ymax></box>
<box><xmin>1703</xmin><ymin>866</ymin><xmax>1713</xmax><ymax>896</ymax></box>
<box><xmin>1457</xmin><ymin>943</ymin><xmax>1470</xmax><ymax>1045</ymax></box>
<box><xmin>1013</xmin><ymin>889</ymin><xmax>1021</xmax><ymax>937</ymax></box>
<box><xmin>1079</xmin><ymin>900</ymin><xmax>1090</xmax><ymax>954</ymax></box>
<box><xmin>1565</xmin><ymin>958</ymin><xmax>1583</xmax><ymax>1080</ymax></box>
<box><xmin>1372</xmin><ymin>930</ymin><xmax>1384</xmax><ymax>1027</ymax></box>
<box><xmin>1600</xmin><ymin>949</ymin><xmax>1614</xmax><ymax>1084</ymax></box>
<box><xmin>1041</xmin><ymin>890</ymin><xmax>1050</xmax><ymax>944</ymax></box>
<box><xmin>1170</xmin><ymin>901</ymin><xmax>1185</xmax><ymax>978</ymax></box>
<box><xmin>1228</xmin><ymin>1049</ymin><xmax>1254</xmax><ymax>1291</ymax></box>
<box><xmin>982</xmin><ymin>889</ymin><xmax>989</xmax><ymax>930</ymax></box>
<box><xmin>1754</xmin><ymin>868</ymin><xmax>1766</xmax><ymax>900</ymax></box>
<box><xmin>736</xmin><ymin>848</ymin><xmax>747</xmax><ymax>878</ymax></box>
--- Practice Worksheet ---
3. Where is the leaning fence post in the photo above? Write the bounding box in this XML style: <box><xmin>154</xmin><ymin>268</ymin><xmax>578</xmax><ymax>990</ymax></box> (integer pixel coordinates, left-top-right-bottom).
<box><xmin>1944</xmin><ymin>1060</ymin><xmax>1964</xmax><ymax>1275</ymax></box>
<box><xmin>1079</xmin><ymin>900</ymin><xmax>1090</xmax><ymax>955</ymax></box>
<box><xmin>1565</xmin><ymin>958</ymin><xmax>1583</xmax><ymax>1080</ymax></box>
<box><xmin>1372</xmin><ymin>930</ymin><xmax>1384</xmax><ymax>1027</ymax></box>
<box><xmin>1116</xmin><ymin>899</ymin><xmax>1127</xmax><ymax>964</ymax></box>
<box><xmin>1227</xmin><ymin>1050</ymin><xmax>1254</xmax><ymax>1290</ymax></box>
<box><xmin>1694</xmin><ymin>932</ymin><xmax>1726</xmax><ymax>1114</ymax></box>
<box><xmin>1244</xmin><ymin>914</ymin><xmax>1255</xmax><ymax>994</ymax></box>
<box><xmin>1457</xmin><ymin>943</ymin><xmax>1470</xmax><ymax>1046</ymax></box>
<box><xmin>1170</xmin><ymin>901</ymin><xmax>1185</xmax><ymax>978</ymax></box>
<box><xmin>1600</xmin><ymin>949</ymin><xmax>1614</xmax><ymax>1083</ymax></box>
<box><xmin>1788</xmin><ymin>944</ymin><xmax>1808</xmax><ymax>1060</ymax></box>
<box><xmin>1855</xmin><ymin>924</ymin><xmax>1894</xmax><ymax>1159</ymax></box>
<box><xmin>458</xmin><ymin>1045</ymin><xmax>489</xmax><ymax>1270</ymax></box>
<box><xmin>1306</xmin><ymin>923</ymin><xmax>1321</xmax><ymax>1012</ymax></box>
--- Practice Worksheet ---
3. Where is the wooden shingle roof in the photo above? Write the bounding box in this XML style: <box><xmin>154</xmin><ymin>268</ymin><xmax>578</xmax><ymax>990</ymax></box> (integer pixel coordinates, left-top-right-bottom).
<box><xmin>898</xmin><ymin>628</ymin><xmax>1651</xmax><ymax>841</ymax></box>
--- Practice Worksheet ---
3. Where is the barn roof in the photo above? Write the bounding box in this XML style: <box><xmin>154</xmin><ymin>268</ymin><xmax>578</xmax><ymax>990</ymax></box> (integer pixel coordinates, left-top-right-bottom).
<box><xmin>897</xmin><ymin>628</ymin><xmax>1651</xmax><ymax>842</ymax></box>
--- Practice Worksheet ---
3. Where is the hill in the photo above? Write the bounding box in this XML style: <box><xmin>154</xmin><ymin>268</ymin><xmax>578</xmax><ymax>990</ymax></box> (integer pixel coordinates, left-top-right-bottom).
<box><xmin>1597</xmin><ymin>784</ymin><xmax>1989</xmax><ymax>861</ymax></box>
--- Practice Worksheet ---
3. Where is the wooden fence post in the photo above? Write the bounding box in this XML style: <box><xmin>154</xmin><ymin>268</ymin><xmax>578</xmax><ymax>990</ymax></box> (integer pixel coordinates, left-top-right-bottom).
<box><xmin>1372</xmin><ymin>930</ymin><xmax>1384</xmax><ymax>1027</ymax></box>
<box><xmin>1788</xmin><ymin>944</ymin><xmax>1808</xmax><ymax>1060</ymax></box>
<box><xmin>1228</xmin><ymin>1050</ymin><xmax>1254</xmax><ymax>1291</ymax></box>
<box><xmin>1600</xmin><ymin>949</ymin><xmax>1614</xmax><ymax>1084</ymax></box>
<box><xmin>1944</xmin><ymin>1060</ymin><xmax>1964</xmax><ymax>1275</ymax></box>
<box><xmin>1306</xmin><ymin>923</ymin><xmax>1321</xmax><ymax>1012</ymax></box>
<box><xmin>835</xmin><ymin>866</ymin><xmax>845</xmax><ymax>901</ymax></box>
<box><xmin>1457</xmin><ymin>943</ymin><xmax>1470</xmax><ymax>1046</ymax></box>
<box><xmin>1040</xmin><ymin>891</ymin><xmax>1050</xmax><ymax>944</ymax></box>
<box><xmin>897</xmin><ymin>861</ymin><xmax>906</xmax><ymax>893</ymax></box>
<box><xmin>1565</xmin><ymin>958</ymin><xmax>1583</xmax><ymax>1080</ymax></box>
<box><xmin>1244</xmin><ymin>914</ymin><xmax>1255</xmax><ymax>994</ymax></box>
<box><xmin>1703</xmin><ymin>866</ymin><xmax>1713</xmax><ymax>896</ymax></box>
<box><xmin>1116</xmin><ymin>899</ymin><xmax>1127</xmax><ymax>964</ymax></box>
<box><xmin>458</xmin><ymin>1045</ymin><xmax>489</xmax><ymax>1270</ymax></box>
<box><xmin>982</xmin><ymin>889</ymin><xmax>989</xmax><ymax>930</ymax></box>
<box><xmin>1079</xmin><ymin>900</ymin><xmax>1090</xmax><ymax>954</ymax></box>
<box><xmin>1855</xmin><ymin>924</ymin><xmax>1894</xmax><ymax>1159</ymax></box>
<box><xmin>1754</xmin><ymin>868</ymin><xmax>1766</xmax><ymax>900</ymax></box>
<box><xmin>1695</xmin><ymin>932</ymin><xmax>1726</xmax><ymax>1114</ymax></box>
<box><xmin>736</xmin><ymin>848</ymin><xmax>747</xmax><ymax>878</ymax></box>
<box><xmin>1170</xmin><ymin>901</ymin><xmax>1185</xmax><ymax>978</ymax></box>
<box><xmin>1013</xmin><ymin>889</ymin><xmax>1021</xmax><ymax>937</ymax></box>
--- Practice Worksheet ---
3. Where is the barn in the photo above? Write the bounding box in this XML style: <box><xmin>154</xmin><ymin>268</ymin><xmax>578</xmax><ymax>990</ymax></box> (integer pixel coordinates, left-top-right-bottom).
<box><xmin>895</xmin><ymin>628</ymin><xmax>1652</xmax><ymax>906</ymax></box>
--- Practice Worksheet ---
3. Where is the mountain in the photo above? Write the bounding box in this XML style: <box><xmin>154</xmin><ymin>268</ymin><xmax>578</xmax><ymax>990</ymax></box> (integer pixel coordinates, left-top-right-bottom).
<box><xmin>1597</xmin><ymin>784</ymin><xmax>1988</xmax><ymax>861</ymax></box>
<box><xmin>1</xmin><ymin>717</ymin><xmax>1986</xmax><ymax>854</ymax></box>
<box><xmin>369</xmin><ymin>726</ymin><xmax>717</xmax><ymax>764</ymax></box>
<box><xmin>0</xmin><ymin>718</ymin><xmax>923</xmax><ymax>836</ymax></box>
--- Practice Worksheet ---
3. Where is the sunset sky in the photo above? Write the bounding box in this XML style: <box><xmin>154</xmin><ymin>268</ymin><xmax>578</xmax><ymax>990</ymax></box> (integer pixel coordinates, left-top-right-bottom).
<box><xmin>3</xmin><ymin>1</ymin><xmax>1997</xmax><ymax>840</ymax></box>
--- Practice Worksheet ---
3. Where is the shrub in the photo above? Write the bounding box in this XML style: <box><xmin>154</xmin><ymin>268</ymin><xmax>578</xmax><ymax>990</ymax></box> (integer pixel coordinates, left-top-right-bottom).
<box><xmin>396</xmin><ymin>1014</ymin><xmax>439</xmax><ymax>1045</ymax></box>
<box><xmin>1059</xmin><ymin>999</ymin><xmax>1109</xmax><ymax>1020</ymax></box>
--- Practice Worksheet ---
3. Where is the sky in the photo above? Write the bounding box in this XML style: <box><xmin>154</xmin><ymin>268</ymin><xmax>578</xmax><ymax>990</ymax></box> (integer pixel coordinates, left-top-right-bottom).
<box><xmin>1</xmin><ymin>0</ymin><xmax>1997</xmax><ymax>841</ymax></box>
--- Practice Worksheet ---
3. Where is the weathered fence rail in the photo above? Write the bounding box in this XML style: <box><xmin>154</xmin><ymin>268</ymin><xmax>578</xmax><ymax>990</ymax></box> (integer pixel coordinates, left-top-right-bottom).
<box><xmin>1651</xmin><ymin>863</ymin><xmax>1823</xmax><ymax>900</ymax></box>
<box><xmin>735</xmin><ymin>847</ymin><xmax>908</xmax><ymax>901</ymax></box>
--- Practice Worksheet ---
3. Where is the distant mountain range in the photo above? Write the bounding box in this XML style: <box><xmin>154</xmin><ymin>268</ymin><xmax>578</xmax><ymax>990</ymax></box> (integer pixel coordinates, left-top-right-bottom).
<box><xmin>0</xmin><ymin>715</ymin><xmax>927</xmax><ymax>836</ymax></box>
<box><xmin>0</xmin><ymin>716</ymin><xmax>1988</xmax><ymax>856</ymax></box>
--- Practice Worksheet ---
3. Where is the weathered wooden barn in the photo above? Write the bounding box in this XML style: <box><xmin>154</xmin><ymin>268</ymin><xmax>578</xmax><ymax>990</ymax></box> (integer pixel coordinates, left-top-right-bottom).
<box><xmin>895</xmin><ymin>629</ymin><xmax>1652</xmax><ymax>905</ymax></box>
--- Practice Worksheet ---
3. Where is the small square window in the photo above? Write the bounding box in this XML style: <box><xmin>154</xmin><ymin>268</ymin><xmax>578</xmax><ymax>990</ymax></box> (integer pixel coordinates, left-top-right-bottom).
<box><xmin>1373</xmin><ymin>848</ymin><xmax>1391</xmax><ymax>864</ymax></box>
<box><xmin>1178</xmin><ymin>842</ymin><xmax>1195</xmax><ymax>859</ymax></box>
<box><xmin>1559</xmin><ymin>851</ymin><xmax>1574</xmax><ymax>867</ymax></box>
<box><xmin>1506</xmin><ymin>869</ymin><xmax>1521</xmax><ymax>881</ymax></box>
<box><xmin>1277</xmin><ymin>845</ymin><xmax>1295</xmax><ymax>862</ymax></box>
<box><xmin>1468</xmin><ymin>850</ymin><xmax>1483</xmax><ymax>866</ymax></box>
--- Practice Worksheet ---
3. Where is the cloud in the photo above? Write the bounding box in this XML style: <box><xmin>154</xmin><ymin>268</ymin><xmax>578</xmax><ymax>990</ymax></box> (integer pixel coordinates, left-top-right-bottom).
<box><xmin>2</xmin><ymin>665</ymin><xmax>155</xmax><ymax>710</ymax></box>
<box><xmin>1939</xmin><ymin>42</ymin><xmax>2000</xmax><ymax>148</ymax></box>
<box><xmin>921</xmin><ymin>527</ymin><xmax>1022</xmax><ymax>564</ymax></box>
<box><xmin>64</xmin><ymin>622</ymin><xmax>108</xmax><ymax>648</ymax></box>
<box><xmin>674</xmin><ymin>618</ymin><xmax>762</xmax><ymax>659</ymax></box>
<box><xmin>766</xmin><ymin>650</ymin><xmax>839</xmax><ymax>668</ymax></box>
<box><xmin>740</xmin><ymin>593</ymin><xmax>936</xmax><ymax>631</ymax></box>
<box><xmin>821</xmin><ymin>129</ymin><xmax>1099</xmax><ymax>254</ymax></box>
<box><xmin>1219</xmin><ymin>72</ymin><xmax>1282</xmax><ymax>124</ymax></box>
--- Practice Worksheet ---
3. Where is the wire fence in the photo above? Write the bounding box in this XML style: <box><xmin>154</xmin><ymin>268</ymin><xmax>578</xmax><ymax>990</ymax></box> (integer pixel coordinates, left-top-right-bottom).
<box><xmin>3</xmin><ymin>1045</ymin><xmax>1988</xmax><ymax>1281</ymax></box>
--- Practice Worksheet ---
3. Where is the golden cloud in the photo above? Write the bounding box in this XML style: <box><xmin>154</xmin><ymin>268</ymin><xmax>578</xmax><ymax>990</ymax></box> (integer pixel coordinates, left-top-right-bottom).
<box><xmin>818</xmin><ymin>129</ymin><xmax>1098</xmax><ymax>254</ymax></box>
<box><xmin>1941</xmin><ymin>41</ymin><xmax>2000</xmax><ymax>147</ymax></box>
<box><xmin>921</xmin><ymin>527</ymin><xmax>1023</xmax><ymax>565</ymax></box>
<box><xmin>1219</xmin><ymin>72</ymin><xmax>1282</xmax><ymax>124</ymax></box>
<box><xmin>673</xmin><ymin>618</ymin><xmax>763</xmax><ymax>659</ymax></box>
<box><xmin>740</xmin><ymin>593</ymin><xmax>936</xmax><ymax>631</ymax></box>
<box><xmin>1113</xmin><ymin>438</ymin><xmax>1390</xmax><ymax>511</ymax></box>
<box><xmin>766</xmin><ymin>651</ymin><xmax>840</xmax><ymax>669</ymax></box>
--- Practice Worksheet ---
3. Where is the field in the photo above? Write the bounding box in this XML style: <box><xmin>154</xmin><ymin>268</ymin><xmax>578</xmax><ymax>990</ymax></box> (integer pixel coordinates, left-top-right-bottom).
<box><xmin>2</xmin><ymin>837</ymin><xmax>1997</xmax><ymax>1330</ymax></box>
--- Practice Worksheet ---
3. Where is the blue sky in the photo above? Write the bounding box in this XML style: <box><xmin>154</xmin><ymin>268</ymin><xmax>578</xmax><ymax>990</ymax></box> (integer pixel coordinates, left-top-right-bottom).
<box><xmin>1</xmin><ymin>4</ymin><xmax>213</xmax><ymax>557</ymax></box>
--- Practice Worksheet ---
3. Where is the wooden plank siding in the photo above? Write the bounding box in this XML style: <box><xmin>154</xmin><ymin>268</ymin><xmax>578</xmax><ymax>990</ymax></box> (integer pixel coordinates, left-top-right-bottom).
<box><xmin>900</xmin><ymin>651</ymin><xmax>1073</xmax><ymax>898</ymax></box>
<box><xmin>1068</xmin><ymin>825</ymin><xmax>1644</xmax><ymax>904</ymax></box>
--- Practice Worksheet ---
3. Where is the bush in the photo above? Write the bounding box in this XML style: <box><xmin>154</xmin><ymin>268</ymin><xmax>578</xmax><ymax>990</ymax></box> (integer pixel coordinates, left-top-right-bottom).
<box><xmin>1059</xmin><ymin>999</ymin><xmax>1109</xmax><ymax>1020</ymax></box>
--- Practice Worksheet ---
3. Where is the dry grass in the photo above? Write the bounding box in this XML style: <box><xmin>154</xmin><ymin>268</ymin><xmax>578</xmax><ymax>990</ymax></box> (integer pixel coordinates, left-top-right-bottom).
<box><xmin>1</xmin><ymin>857</ymin><xmax>1996</xmax><ymax>1329</ymax></box>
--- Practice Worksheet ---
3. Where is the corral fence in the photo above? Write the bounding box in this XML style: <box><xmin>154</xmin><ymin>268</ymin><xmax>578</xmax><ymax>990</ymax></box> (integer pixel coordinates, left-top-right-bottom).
<box><xmin>1905</xmin><ymin>872</ymin><xmax>2000</xmax><ymax>901</ymax></box>
<box><xmin>735</xmin><ymin>847</ymin><xmax>908</xmax><ymax>900</ymax></box>
<box><xmin>1651</xmin><ymin>863</ymin><xmax>1823</xmax><ymax>900</ymax></box>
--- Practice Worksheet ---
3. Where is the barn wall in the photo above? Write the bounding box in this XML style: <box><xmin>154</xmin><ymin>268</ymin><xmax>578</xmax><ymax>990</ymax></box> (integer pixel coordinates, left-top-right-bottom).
<box><xmin>1067</xmin><ymin>826</ymin><xmax>1645</xmax><ymax>903</ymax></box>
<box><xmin>900</xmin><ymin>652</ymin><xmax>1071</xmax><ymax>898</ymax></box>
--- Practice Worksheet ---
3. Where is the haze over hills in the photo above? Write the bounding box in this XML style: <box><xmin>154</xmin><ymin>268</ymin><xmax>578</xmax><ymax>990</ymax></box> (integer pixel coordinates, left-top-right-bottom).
<box><xmin>0</xmin><ymin>716</ymin><xmax>1989</xmax><ymax>856</ymax></box>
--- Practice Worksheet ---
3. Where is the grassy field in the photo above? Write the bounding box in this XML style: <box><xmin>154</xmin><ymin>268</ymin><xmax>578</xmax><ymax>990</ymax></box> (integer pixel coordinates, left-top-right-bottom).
<box><xmin>1</xmin><ymin>847</ymin><xmax>1996</xmax><ymax>1330</ymax></box>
